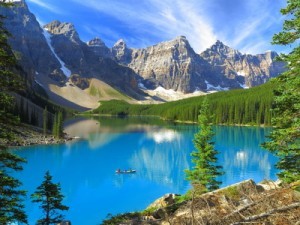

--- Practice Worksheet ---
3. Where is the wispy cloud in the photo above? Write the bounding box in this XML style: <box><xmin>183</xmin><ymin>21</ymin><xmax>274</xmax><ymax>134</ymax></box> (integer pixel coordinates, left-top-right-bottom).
<box><xmin>82</xmin><ymin>25</ymin><xmax>122</xmax><ymax>45</ymax></box>
<box><xmin>26</xmin><ymin>0</ymin><xmax>64</xmax><ymax>14</ymax></box>
<box><xmin>34</xmin><ymin>15</ymin><xmax>46</xmax><ymax>26</ymax></box>
<box><xmin>27</xmin><ymin>0</ymin><xmax>286</xmax><ymax>54</ymax></box>
<box><xmin>70</xmin><ymin>0</ymin><xmax>216</xmax><ymax>52</ymax></box>
<box><xmin>219</xmin><ymin>0</ymin><xmax>286</xmax><ymax>54</ymax></box>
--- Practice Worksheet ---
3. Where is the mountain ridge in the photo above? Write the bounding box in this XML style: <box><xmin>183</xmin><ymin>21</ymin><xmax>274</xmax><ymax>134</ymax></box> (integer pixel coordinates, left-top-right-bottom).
<box><xmin>0</xmin><ymin>1</ymin><xmax>286</xmax><ymax>109</ymax></box>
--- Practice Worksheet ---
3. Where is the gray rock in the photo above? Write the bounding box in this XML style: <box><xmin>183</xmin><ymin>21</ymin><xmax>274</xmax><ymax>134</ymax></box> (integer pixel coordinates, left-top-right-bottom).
<box><xmin>0</xmin><ymin>1</ymin><xmax>65</xmax><ymax>84</ymax></box>
<box><xmin>70</xmin><ymin>74</ymin><xmax>90</xmax><ymax>90</ymax></box>
<box><xmin>112</xmin><ymin>38</ymin><xmax>285</xmax><ymax>93</ymax></box>
<box><xmin>112</xmin><ymin>37</ymin><xmax>249</xmax><ymax>92</ymax></box>
<box><xmin>201</xmin><ymin>40</ymin><xmax>286</xmax><ymax>88</ymax></box>
<box><xmin>152</xmin><ymin>208</ymin><xmax>166</xmax><ymax>219</ymax></box>
<box><xmin>112</xmin><ymin>39</ymin><xmax>133</xmax><ymax>65</ymax></box>
<box><xmin>1</xmin><ymin>1</ymin><xmax>145</xmax><ymax>102</ymax></box>
<box><xmin>87</xmin><ymin>37</ymin><xmax>113</xmax><ymax>59</ymax></box>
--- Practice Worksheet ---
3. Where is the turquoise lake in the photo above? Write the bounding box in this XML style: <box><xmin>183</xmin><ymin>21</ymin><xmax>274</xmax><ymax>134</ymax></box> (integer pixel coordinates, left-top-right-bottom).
<box><xmin>12</xmin><ymin>117</ymin><xmax>279</xmax><ymax>225</ymax></box>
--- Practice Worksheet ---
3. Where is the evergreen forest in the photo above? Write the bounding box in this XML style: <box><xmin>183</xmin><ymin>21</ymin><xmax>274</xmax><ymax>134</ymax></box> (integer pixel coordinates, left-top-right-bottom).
<box><xmin>91</xmin><ymin>78</ymin><xmax>279</xmax><ymax>126</ymax></box>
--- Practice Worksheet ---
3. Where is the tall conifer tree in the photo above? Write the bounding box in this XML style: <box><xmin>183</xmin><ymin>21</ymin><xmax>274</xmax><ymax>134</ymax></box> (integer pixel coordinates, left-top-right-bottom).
<box><xmin>262</xmin><ymin>0</ymin><xmax>300</xmax><ymax>183</ymax></box>
<box><xmin>185</xmin><ymin>97</ymin><xmax>224</xmax><ymax>192</ymax></box>
<box><xmin>43</xmin><ymin>107</ymin><xmax>48</xmax><ymax>136</ymax></box>
<box><xmin>57</xmin><ymin>111</ymin><xmax>63</xmax><ymax>138</ymax></box>
<box><xmin>31</xmin><ymin>171</ymin><xmax>69</xmax><ymax>225</ymax></box>
<box><xmin>0</xmin><ymin>1</ymin><xmax>27</xmax><ymax>224</ymax></box>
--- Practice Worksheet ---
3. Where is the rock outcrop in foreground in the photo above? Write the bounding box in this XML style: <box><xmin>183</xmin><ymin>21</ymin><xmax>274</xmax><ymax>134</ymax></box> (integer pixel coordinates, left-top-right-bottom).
<box><xmin>102</xmin><ymin>180</ymin><xmax>300</xmax><ymax>225</ymax></box>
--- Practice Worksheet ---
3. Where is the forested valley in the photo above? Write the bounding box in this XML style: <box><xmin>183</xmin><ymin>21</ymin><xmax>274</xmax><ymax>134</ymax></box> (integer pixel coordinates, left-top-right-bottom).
<box><xmin>91</xmin><ymin>78</ymin><xmax>278</xmax><ymax>126</ymax></box>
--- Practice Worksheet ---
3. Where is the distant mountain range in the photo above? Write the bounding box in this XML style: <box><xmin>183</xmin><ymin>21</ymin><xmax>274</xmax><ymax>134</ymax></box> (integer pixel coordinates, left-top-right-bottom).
<box><xmin>0</xmin><ymin>0</ymin><xmax>286</xmax><ymax>110</ymax></box>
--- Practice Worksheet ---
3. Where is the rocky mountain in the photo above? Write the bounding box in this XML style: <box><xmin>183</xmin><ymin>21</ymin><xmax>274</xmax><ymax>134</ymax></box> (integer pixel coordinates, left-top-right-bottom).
<box><xmin>0</xmin><ymin>0</ymin><xmax>66</xmax><ymax>84</ymax></box>
<box><xmin>200</xmin><ymin>40</ymin><xmax>285</xmax><ymax>88</ymax></box>
<box><xmin>112</xmin><ymin>39</ymin><xmax>133</xmax><ymax>65</ymax></box>
<box><xmin>1</xmin><ymin>0</ymin><xmax>286</xmax><ymax>109</ymax></box>
<box><xmin>111</xmin><ymin>38</ymin><xmax>285</xmax><ymax>92</ymax></box>
<box><xmin>1</xmin><ymin>1</ymin><xmax>144</xmax><ymax>110</ymax></box>
<box><xmin>114</xmin><ymin>36</ymin><xmax>253</xmax><ymax>92</ymax></box>
<box><xmin>87</xmin><ymin>37</ymin><xmax>113</xmax><ymax>59</ymax></box>
<box><xmin>42</xmin><ymin>20</ymin><xmax>145</xmax><ymax>99</ymax></box>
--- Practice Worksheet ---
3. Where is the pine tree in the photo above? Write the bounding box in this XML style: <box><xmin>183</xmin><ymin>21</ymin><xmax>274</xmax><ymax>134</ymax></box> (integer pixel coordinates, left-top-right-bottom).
<box><xmin>0</xmin><ymin>1</ymin><xmax>27</xmax><ymax>224</ymax></box>
<box><xmin>0</xmin><ymin>150</ymin><xmax>27</xmax><ymax>224</ymax></box>
<box><xmin>52</xmin><ymin>111</ymin><xmax>63</xmax><ymax>139</ymax></box>
<box><xmin>31</xmin><ymin>171</ymin><xmax>69</xmax><ymax>225</ymax></box>
<box><xmin>57</xmin><ymin>111</ymin><xmax>63</xmax><ymax>138</ymax></box>
<box><xmin>262</xmin><ymin>0</ymin><xmax>300</xmax><ymax>183</ymax></box>
<box><xmin>43</xmin><ymin>107</ymin><xmax>48</xmax><ymax>136</ymax></box>
<box><xmin>52</xmin><ymin>113</ymin><xmax>58</xmax><ymax>138</ymax></box>
<box><xmin>185</xmin><ymin>97</ymin><xmax>224</xmax><ymax>192</ymax></box>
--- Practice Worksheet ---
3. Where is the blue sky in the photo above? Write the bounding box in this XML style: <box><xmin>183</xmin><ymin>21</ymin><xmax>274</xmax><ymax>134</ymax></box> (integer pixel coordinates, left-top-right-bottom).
<box><xmin>25</xmin><ymin>0</ymin><xmax>290</xmax><ymax>54</ymax></box>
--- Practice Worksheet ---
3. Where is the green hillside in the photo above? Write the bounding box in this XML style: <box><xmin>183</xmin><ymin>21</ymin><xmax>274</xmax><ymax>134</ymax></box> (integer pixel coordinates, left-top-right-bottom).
<box><xmin>91</xmin><ymin>79</ymin><xmax>278</xmax><ymax>126</ymax></box>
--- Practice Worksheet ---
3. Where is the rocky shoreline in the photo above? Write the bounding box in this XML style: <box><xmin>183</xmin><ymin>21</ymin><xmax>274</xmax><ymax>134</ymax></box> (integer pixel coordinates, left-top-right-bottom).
<box><xmin>2</xmin><ymin>123</ymin><xmax>76</xmax><ymax>148</ymax></box>
<box><xmin>102</xmin><ymin>180</ymin><xmax>300</xmax><ymax>225</ymax></box>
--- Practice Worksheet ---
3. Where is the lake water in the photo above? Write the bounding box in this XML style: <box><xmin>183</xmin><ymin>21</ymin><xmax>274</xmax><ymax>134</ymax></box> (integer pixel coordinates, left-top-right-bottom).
<box><xmin>11</xmin><ymin>117</ymin><xmax>278</xmax><ymax>225</ymax></box>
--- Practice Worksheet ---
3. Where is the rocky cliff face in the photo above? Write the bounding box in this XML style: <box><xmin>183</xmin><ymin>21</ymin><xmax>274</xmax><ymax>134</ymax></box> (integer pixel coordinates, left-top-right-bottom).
<box><xmin>43</xmin><ymin>20</ymin><xmax>144</xmax><ymax>98</ymax></box>
<box><xmin>201</xmin><ymin>41</ymin><xmax>286</xmax><ymax>88</ymax></box>
<box><xmin>112</xmin><ymin>39</ymin><xmax>133</xmax><ymax>65</ymax></box>
<box><xmin>0</xmin><ymin>0</ymin><xmax>66</xmax><ymax>84</ymax></box>
<box><xmin>87</xmin><ymin>37</ymin><xmax>113</xmax><ymax>59</ymax></box>
<box><xmin>112</xmin><ymin>38</ymin><xmax>284</xmax><ymax>93</ymax></box>
<box><xmin>128</xmin><ymin>36</ymin><xmax>205</xmax><ymax>92</ymax></box>
<box><xmin>114</xmin><ymin>37</ymin><xmax>242</xmax><ymax>92</ymax></box>
<box><xmin>43</xmin><ymin>20</ymin><xmax>93</xmax><ymax>79</ymax></box>
<box><xmin>1</xmin><ymin>1</ymin><xmax>144</xmax><ymax>109</ymax></box>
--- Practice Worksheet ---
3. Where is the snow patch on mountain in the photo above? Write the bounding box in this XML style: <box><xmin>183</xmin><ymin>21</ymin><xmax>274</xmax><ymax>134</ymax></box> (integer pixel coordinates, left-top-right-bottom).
<box><xmin>239</xmin><ymin>82</ymin><xmax>249</xmax><ymax>89</ymax></box>
<box><xmin>237</xmin><ymin>71</ymin><xmax>246</xmax><ymax>76</ymax></box>
<box><xmin>205</xmin><ymin>80</ymin><xmax>229</xmax><ymax>92</ymax></box>
<box><xmin>42</xmin><ymin>29</ymin><xmax>71</xmax><ymax>77</ymax></box>
<box><xmin>141</xmin><ymin>86</ymin><xmax>205</xmax><ymax>102</ymax></box>
<box><xmin>154</xmin><ymin>86</ymin><xmax>179</xmax><ymax>96</ymax></box>
<box><xmin>138</xmin><ymin>82</ymin><xmax>147</xmax><ymax>90</ymax></box>
<box><xmin>34</xmin><ymin>79</ymin><xmax>44</xmax><ymax>88</ymax></box>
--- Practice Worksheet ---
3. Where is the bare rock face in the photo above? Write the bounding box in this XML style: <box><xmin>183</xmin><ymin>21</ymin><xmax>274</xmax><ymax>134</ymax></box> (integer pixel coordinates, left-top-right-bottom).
<box><xmin>201</xmin><ymin>41</ymin><xmax>286</xmax><ymax>88</ymax></box>
<box><xmin>87</xmin><ymin>37</ymin><xmax>113</xmax><ymax>59</ymax></box>
<box><xmin>44</xmin><ymin>20</ymin><xmax>80</xmax><ymax>43</ymax></box>
<box><xmin>70</xmin><ymin>74</ymin><xmax>90</xmax><ymax>90</ymax></box>
<box><xmin>112</xmin><ymin>38</ymin><xmax>285</xmax><ymax>92</ymax></box>
<box><xmin>43</xmin><ymin>20</ymin><xmax>144</xmax><ymax>99</ymax></box>
<box><xmin>113</xmin><ymin>37</ymin><xmax>195</xmax><ymax>91</ymax></box>
<box><xmin>0</xmin><ymin>1</ymin><xmax>65</xmax><ymax>84</ymax></box>
<box><xmin>128</xmin><ymin>36</ymin><xmax>200</xmax><ymax>92</ymax></box>
<box><xmin>43</xmin><ymin>20</ymin><xmax>91</xmax><ymax>77</ymax></box>
<box><xmin>1</xmin><ymin>2</ymin><xmax>145</xmax><ymax>106</ymax></box>
<box><xmin>112</xmin><ymin>39</ymin><xmax>133</xmax><ymax>65</ymax></box>
<box><xmin>113</xmin><ymin>37</ymin><xmax>242</xmax><ymax>92</ymax></box>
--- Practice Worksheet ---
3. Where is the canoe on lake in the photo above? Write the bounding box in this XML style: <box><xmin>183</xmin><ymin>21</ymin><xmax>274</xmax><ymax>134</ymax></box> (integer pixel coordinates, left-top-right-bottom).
<box><xmin>116</xmin><ymin>169</ymin><xmax>136</xmax><ymax>174</ymax></box>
